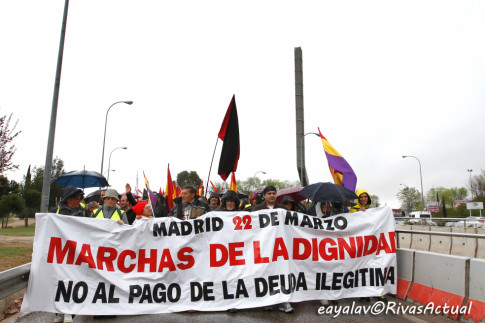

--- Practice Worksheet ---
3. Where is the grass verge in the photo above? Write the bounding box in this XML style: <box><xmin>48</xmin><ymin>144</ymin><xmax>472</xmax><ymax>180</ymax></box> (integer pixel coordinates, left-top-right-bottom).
<box><xmin>0</xmin><ymin>245</ymin><xmax>33</xmax><ymax>271</ymax></box>
<box><xmin>0</xmin><ymin>224</ymin><xmax>36</xmax><ymax>236</ymax></box>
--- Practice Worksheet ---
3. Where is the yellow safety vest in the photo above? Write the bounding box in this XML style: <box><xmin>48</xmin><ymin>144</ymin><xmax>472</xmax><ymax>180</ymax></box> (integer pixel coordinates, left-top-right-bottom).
<box><xmin>93</xmin><ymin>208</ymin><xmax>123</xmax><ymax>221</ymax></box>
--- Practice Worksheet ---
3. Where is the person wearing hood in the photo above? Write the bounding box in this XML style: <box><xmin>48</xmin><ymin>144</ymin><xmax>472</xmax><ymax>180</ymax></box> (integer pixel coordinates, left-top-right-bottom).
<box><xmin>208</xmin><ymin>192</ymin><xmax>221</xmax><ymax>211</ymax></box>
<box><xmin>217</xmin><ymin>190</ymin><xmax>240</xmax><ymax>211</ymax></box>
<box><xmin>281</xmin><ymin>196</ymin><xmax>297</xmax><ymax>211</ymax></box>
<box><xmin>154</xmin><ymin>193</ymin><xmax>169</xmax><ymax>218</ymax></box>
<box><xmin>53</xmin><ymin>186</ymin><xmax>86</xmax><ymax>217</ymax></box>
<box><xmin>91</xmin><ymin>188</ymin><xmax>128</xmax><ymax>224</ymax></box>
<box><xmin>168</xmin><ymin>185</ymin><xmax>210</xmax><ymax>220</ymax></box>
<box><xmin>349</xmin><ymin>189</ymin><xmax>372</xmax><ymax>213</ymax></box>
<box><xmin>246</xmin><ymin>191</ymin><xmax>264</xmax><ymax>211</ymax></box>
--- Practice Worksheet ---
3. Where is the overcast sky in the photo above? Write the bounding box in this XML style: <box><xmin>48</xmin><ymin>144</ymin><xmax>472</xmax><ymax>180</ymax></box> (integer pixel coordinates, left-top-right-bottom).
<box><xmin>1</xmin><ymin>0</ymin><xmax>484</xmax><ymax>208</ymax></box>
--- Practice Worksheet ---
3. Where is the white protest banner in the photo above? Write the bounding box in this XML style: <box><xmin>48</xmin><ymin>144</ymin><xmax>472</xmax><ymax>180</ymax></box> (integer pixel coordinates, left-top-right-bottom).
<box><xmin>22</xmin><ymin>206</ymin><xmax>396</xmax><ymax>314</ymax></box>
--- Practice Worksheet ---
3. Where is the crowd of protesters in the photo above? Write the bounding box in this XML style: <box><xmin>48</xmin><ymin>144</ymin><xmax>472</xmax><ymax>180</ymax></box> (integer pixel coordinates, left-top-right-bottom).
<box><xmin>51</xmin><ymin>183</ymin><xmax>377</xmax><ymax>321</ymax></box>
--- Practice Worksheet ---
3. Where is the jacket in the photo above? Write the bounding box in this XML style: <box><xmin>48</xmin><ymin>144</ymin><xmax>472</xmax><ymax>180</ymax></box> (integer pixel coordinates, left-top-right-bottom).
<box><xmin>54</xmin><ymin>204</ymin><xmax>86</xmax><ymax>217</ymax></box>
<box><xmin>349</xmin><ymin>189</ymin><xmax>372</xmax><ymax>213</ymax></box>
<box><xmin>168</xmin><ymin>196</ymin><xmax>210</xmax><ymax>220</ymax></box>
<box><xmin>252</xmin><ymin>201</ymin><xmax>286</xmax><ymax>211</ymax></box>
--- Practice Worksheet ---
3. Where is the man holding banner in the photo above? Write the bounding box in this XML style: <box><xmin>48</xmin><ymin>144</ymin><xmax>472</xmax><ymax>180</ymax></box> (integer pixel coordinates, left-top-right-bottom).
<box><xmin>252</xmin><ymin>186</ymin><xmax>285</xmax><ymax>211</ymax></box>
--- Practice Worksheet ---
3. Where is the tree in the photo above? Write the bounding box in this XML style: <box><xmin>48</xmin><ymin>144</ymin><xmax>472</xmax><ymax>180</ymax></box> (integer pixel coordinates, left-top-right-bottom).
<box><xmin>237</xmin><ymin>177</ymin><xmax>262</xmax><ymax>193</ymax></box>
<box><xmin>397</xmin><ymin>187</ymin><xmax>421</xmax><ymax>215</ymax></box>
<box><xmin>0</xmin><ymin>113</ymin><xmax>21</xmax><ymax>175</ymax></box>
<box><xmin>176</xmin><ymin>171</ymin><xmax>202</xmax><ymax>188</ymax></box>
<box><xmin>0</xmin><ymin>176</ymin><xmax>20</xmax><ymax>197</ymax></box>
<box><xmin>470</xmin><ymin>170</ymin><xmax>485</xmax><ymax>198</ymax></box>
<box><xmin>24</xmin><ymin>165</ymin><xmax>32</xmax><ymax>190</ymax></box>
<box><xmin>261</xmin><ymin>179</ymin><xmax>300</xmax><ymax>190</ymax></box>
<box><xmin>31</xmin><ymin>157</ymin><xmax>66</xmax><ymax>209</ymax></box>
<box><xmin>0</xmin><ymin>194</ymin><xmax>25</xmax><ymax>228</ymax></box>
<box><xmin>441</xmin><ymin>197</ymin><xmax>447</xmax><ymax>218</ymax></box>
<box><xmin>21</xmin><ymin>189</ymin><xmax>41</xmax><ymax>219</ymax></box>
<box><xmin>426</xmin><ymin>187</ymin><xmax>468</xmax><ymax>209</ymax></box>
<box><xmin>370</xmin><ymin>195</ymin><xmax>380</xmax><ymax>208</ymax></box>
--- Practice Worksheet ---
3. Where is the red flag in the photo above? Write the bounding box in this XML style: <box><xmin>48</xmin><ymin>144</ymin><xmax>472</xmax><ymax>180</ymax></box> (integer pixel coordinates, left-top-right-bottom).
<box><xmin>217</xmin><ymin>95</ymin><xmax>240</xmax><ymax>181</ymax></box>
<box><xmin>165</xmin><ymin>164</ymin><xmax>175</xmax><ymax>210</ymax></box>
<box><xmin>198</xmin><ymin>180</ymin><xmax>203</xmax><ymax>196</ymax></box>
<box><xmin>176</xmin><ymin>183</ymin><xmax>181</xmax><ymax>197</ymax></box>
<box><xmin>210</xmin><ymin>181</ymin><xmax>219</xmax><ymax>193</ymax></box>
<box><xmin>230</xmin><ymin>172</ymin><xmax>237</xmax><ymax>192</ymax></box>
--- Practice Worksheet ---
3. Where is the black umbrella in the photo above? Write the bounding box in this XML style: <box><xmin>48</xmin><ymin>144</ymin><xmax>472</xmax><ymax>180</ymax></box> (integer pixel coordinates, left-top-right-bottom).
<box><xmin>218</xmin><ymin>190</ymin><xmax>249</xmax><ymax>199</ymax></box>
<box><xmin>54</xmin><ymin>170</ymin><xmax>109</xmax><ymax>189</ymax></box>
<box><xmin>85</xmin><ymin>189</ymin><xmax>102</xmax><ymax>203</ymax></box>
<box><xmin>299</xmin><ymin>182</ymin><xmax>358</xmax><ymax>203</ymax></box>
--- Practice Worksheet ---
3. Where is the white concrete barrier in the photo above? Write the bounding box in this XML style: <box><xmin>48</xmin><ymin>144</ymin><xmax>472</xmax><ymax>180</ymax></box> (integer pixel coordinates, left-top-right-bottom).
<box><xmin>429</xmin><ymin>226</ymin><xmax>451</xmax><ymax>254</ymax></box>
<box><xmin>477</xmin><ymin>228</ymin><xmax>485</xmax><ymax>259</ymax></box>
<box><xmin>462</xmin><ymin>258</ymin><xmax>485</xmax><ymax>322</ymax></box>
<box><xmin>396</xmin><ymin>248</ymin><xmax>414</xmax><ymax>300</ymax></box>
<box><xmin>395</xmin><ymin>224</ymin><xmax>412</xmax><ymax>249</ymax></box>
<box><xmin>407</xmin><ymin>251</ymin><xmax>469</xmax><ymax>320</ymax></box>
<box><xmin>410</xmin><ymin>225</ymin><xmax>430</xmax><ymax>251</ymax></box>
<box><xmin>397</xmin><ymin>248</ymin><xmax>414</xmax><ymax>281</ymax></box>
<box><xmin>469</xmin><ymin>258</ymin><xmax>485</xmax><ymax>302</ymax></box>
<box><xmin>450</xmin><ymin>227</ymin><xmax>477</xmax><ymax>257</ymax></box>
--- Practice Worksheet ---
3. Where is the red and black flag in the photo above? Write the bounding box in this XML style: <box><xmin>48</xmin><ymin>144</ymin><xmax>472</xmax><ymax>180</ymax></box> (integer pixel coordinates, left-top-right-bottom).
<box><xmin>217</xmin><ymin>95</ymin><xmax>240</xmax><ymax>181</ymax></box>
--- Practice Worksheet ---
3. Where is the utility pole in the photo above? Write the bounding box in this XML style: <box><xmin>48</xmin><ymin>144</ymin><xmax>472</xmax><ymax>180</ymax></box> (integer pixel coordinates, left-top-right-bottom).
<box><xmin>40</xmin><ymin>0</ymin><xmax>69</xmax><ymax>212</ymax></box>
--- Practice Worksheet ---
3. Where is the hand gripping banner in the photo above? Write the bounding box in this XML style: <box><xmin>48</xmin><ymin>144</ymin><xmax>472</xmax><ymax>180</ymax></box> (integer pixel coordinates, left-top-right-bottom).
<box><xmin>22</xmin><ymin>206</ymin><xmax>396</xmax><ymax>314</ymax></box>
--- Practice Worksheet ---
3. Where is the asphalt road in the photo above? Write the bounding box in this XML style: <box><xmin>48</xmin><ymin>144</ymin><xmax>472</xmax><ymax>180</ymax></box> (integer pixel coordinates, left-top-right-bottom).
<box><xmin>9</xmin><ymin>296</ymin><xmax>457</xmax><ymax>323</ymax></box>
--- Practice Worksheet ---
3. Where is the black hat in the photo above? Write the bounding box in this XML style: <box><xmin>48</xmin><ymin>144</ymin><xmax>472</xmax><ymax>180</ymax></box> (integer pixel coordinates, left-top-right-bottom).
<box><xmin>262</xmin><ymin>185</ymin><xmax>277</xmax><ymax>195</ymax></box>
<box><xmin>61</xmin><ymin>186</ymin><xmax>84</xmax><ymax>203</ymax></box>
<box><xmin>281</xmin><ymin>196</ymin><xmax>295</xmax><ymax>205</ymax></box>
<box><xmin>221</xmin><ymin>190</ymin><xmax>240</xmax><ymax>208</ymax></box>
<box><xmin>209</xmin><ymin>192</ymin><xmax>220</xmax><ymax>203</ymax></box>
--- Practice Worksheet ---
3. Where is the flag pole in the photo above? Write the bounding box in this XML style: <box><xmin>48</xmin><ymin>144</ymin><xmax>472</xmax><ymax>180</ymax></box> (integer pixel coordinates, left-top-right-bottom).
<box><xmin>205</xmin><ymin>137</ymin><xmax>219</xmax><ymax>195</ymax></box>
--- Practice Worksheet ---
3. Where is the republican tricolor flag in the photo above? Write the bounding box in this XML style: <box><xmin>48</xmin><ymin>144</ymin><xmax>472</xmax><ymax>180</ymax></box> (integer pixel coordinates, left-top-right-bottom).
<box><xmin>318</xmin><ymin>128</ymin><xmax>357</xmax><ymax>192</ymax></box>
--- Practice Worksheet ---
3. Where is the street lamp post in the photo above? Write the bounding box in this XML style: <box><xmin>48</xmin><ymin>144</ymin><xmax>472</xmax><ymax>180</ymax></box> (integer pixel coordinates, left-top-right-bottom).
<box><xmin>300</xmin><ymin>132</ymin><xmax>320</xmax><ymax>186</ymax></box>
<box><xmin>402</xmin><ymin>155</ymin><xmax>425</xmax><ymax>211</ymax></box>
<box><xmin>467</xmin><ymin>169</ymin><xmax>473</xmax><ymax>199</ymax></box>
<box><xmin>252</xmin><ymin>171</ymin><xmax>266</xmax><ymax>192</ymax></box>
<box><xmin>100</xmin><ymin>101</ymin><xmax>133</xmax><ymax>175</ymax></box>
<box><xmin>107</xmin><ymin>147</ymin><xmax>127</xmax><ymax>182</ymax></box>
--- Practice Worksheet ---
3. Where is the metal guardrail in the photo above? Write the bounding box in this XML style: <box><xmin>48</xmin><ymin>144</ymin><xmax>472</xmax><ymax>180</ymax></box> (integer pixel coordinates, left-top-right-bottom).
<box><xmin>396</xmin><ymin>229</ymin><xmax>485</xmax><ymax>239</ymax></box>
<box><xmin>0</xmin><ymin>263</ymin><xmax>30</xmax><ymax>299</ymax></box>
<box><xmin>395</xmin><ymin>217</ymin><xmax>485</xmax><ymax>227</ymax></box>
